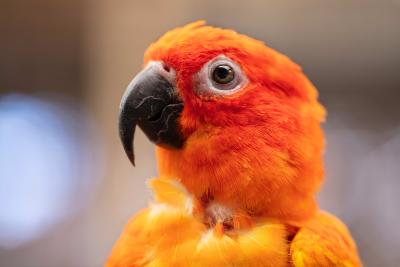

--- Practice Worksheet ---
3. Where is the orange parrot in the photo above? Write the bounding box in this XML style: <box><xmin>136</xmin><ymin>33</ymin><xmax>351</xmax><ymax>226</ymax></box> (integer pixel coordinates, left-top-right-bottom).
<box><xmin>108</xmin><ymin>21</ymin><xmax>362</xmax><ymax>267</ymax></box>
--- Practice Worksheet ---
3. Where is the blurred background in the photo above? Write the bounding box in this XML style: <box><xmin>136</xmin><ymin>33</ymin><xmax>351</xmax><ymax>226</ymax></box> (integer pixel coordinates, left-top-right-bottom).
<box><xmin>0</xmin><ymin>0</ymin><xmax>399</xmax><ymax>266</ymax></box>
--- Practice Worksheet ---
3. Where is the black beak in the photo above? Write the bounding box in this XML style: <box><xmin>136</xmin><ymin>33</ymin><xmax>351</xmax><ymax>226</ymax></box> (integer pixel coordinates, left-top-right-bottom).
<box><xmin>118</xmin><ymin>62</ymin><xmax>184</xmax><ymax>165</ymax></box>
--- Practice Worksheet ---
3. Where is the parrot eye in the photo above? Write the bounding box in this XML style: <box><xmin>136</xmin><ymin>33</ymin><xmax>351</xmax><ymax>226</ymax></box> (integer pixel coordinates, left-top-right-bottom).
<box><xmin>194</xmin><ymin>55</ymin><xmax>248</xmax><ymax>96</ymax></box>
<box><xmin>212</xmin><ymin>65</ymin><xmax>235</xmax><ymax>84</ymax></box>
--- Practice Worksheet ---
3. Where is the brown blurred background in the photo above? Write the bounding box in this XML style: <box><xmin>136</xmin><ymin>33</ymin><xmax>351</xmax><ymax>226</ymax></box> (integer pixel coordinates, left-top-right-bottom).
<box><xmin>0</xmin><ymin>0</ymin><xmax>399</xmax><ymax>266</ymax></box>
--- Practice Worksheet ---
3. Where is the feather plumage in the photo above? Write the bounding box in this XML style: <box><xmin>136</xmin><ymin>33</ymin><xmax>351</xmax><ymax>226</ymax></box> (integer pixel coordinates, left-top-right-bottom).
<box><xmin>108</xmin><ymin>21</ymin><xmax>362</xmax><ymax>266</ymax></box>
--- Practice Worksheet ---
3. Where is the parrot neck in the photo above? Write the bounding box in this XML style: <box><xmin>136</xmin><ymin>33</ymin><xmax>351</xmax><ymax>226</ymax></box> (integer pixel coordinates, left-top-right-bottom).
<box><xmin>156</xmin><ymin>147</ymin><xmax>320</xmax><ymax>224</ymax></box>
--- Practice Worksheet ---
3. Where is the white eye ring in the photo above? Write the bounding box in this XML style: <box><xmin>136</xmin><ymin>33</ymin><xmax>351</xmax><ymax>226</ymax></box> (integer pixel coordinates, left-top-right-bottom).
<box><xmin>194</xmin><ymin>55</ymin><xmax>248</xmax><ymax>96</ymax></box>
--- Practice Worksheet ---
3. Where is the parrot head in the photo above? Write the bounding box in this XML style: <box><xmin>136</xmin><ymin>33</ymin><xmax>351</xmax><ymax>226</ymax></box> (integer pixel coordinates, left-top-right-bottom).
<box><xmin>119</xmin><ymin>21</ymin><xmax>326</xmax><ymax>222</ymax></box>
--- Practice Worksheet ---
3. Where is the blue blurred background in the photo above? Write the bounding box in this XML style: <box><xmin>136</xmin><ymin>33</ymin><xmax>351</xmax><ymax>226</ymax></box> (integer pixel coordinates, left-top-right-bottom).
<box><xmin>0</xmin><ymin>1</ymin><xmax>399</xmax><ymax>266</ymax></box>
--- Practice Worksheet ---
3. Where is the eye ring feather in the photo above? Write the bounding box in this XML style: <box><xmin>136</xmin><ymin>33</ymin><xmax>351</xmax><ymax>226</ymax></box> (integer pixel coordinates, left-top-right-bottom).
<box><xmin>194</xmin><ymin>55</ymin><xmax>248</xmax><ymax>96</ymax></box>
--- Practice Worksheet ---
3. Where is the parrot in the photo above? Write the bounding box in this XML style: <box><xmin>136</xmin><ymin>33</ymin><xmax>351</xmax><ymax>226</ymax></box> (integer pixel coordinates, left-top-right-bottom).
<box><xmin>107</xmin><ymin>21</ymin><xmax>362</xmax><ymax>267</ymax></box>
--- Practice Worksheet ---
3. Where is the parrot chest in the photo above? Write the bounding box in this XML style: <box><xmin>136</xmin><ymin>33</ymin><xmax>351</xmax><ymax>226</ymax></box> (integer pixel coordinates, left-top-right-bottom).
<box><xmin>107</xmin><ymin>178</ymin><xmax>290</xmax><ymax>267</ymax></box>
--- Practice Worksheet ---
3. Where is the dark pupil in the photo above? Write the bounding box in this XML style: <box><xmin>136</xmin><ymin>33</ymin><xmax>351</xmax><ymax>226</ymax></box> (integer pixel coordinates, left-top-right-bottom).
<box><xmin>212</xmin><ymin>65</ymin><xmax>234</xmax><ymax>84</ymax></box>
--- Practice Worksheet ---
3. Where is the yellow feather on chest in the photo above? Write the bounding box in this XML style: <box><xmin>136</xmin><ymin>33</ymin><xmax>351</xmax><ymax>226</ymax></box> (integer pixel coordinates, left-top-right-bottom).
<box><xmin>106</xmin><ymin>178</ymin><xmax>289</xmax><ymax>267</ymax></box>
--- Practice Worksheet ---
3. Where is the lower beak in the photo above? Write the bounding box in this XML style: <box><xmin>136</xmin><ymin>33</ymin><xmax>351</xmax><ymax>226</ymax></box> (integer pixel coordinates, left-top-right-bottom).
<box><xmin>118</xmin><ymin>62</ymin><xmax>184</xmax><ymax>166</ymax></box>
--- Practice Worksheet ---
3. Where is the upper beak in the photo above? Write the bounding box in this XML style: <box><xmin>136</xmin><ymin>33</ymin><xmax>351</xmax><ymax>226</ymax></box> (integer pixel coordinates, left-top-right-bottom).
<box><xmin>118</xmin><ymin>62</ymin><xmax>185</xmax><ymax>166</ymax></box>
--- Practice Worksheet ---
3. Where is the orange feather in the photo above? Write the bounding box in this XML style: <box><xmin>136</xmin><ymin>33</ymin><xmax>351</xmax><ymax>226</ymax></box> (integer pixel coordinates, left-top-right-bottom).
<box><xmin>106</xmin><ymin>178</ymin><xmax>288</xmax><ymax>267</ymax></box>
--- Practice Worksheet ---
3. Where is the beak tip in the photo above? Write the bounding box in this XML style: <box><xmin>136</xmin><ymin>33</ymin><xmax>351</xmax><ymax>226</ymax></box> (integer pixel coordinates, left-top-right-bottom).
<box><xmin>123</xmin><ymin>145</ymin><xmax>135</xmax><ymax>167</ymax></box>
<box><xmin>119</xmin><ymin>113</ymin><xmax>136</xmax><ymax>167</ymax></box>
<box><xmin>129</xmin><ymin>154</ymin><xmax>136</xmax><ymax>167</ymax></box>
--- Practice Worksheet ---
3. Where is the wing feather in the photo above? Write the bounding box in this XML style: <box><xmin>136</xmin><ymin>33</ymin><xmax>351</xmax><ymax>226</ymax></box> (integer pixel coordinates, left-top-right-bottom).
<box><xmin>290</xmin><ymin>211</ymin><xmax>362</xmax><ymax>267</ymax></box>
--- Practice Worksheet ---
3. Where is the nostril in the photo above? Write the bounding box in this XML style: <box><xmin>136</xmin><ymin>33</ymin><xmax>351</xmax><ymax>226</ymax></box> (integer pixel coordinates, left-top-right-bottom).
<box><xmin>162</xmin><ymin>62</ymin><xmax>170</xmax><ymax>73</ymax></box>
<box><xmin>155</xmin><ymin>61</ymin><xmax>175</xmax><ymax>84</ymax></box>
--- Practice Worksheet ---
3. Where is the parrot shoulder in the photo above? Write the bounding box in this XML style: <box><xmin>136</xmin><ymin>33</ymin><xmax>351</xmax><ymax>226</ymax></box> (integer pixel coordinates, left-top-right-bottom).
<box><xmin>105</xmin><ymin>208</ymin><xmax>150</xmax><ymax>267</ymax></box>
<box><xmin>290</xmin><ymin>211</ymin><xmax>362</xmax><ymax>267</ymax></box>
